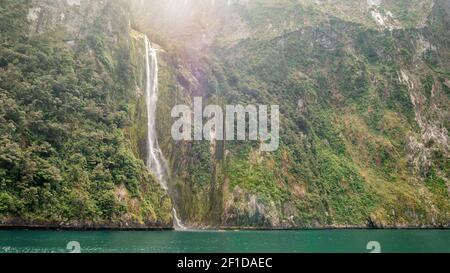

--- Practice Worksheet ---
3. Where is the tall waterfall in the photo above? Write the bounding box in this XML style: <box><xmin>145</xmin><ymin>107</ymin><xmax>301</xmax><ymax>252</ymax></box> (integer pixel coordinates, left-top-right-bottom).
<box><xmin>144</xmin><ymin>36</ymin><xmax>186</xmax><ymax>230</ymax></box>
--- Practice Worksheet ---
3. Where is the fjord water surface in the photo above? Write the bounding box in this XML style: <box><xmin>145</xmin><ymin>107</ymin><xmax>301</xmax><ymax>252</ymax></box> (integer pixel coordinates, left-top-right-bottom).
<box><xmin>0</xmin><ymin>230</ymin><xmax>449</xmax><ymax>253</ymax></box>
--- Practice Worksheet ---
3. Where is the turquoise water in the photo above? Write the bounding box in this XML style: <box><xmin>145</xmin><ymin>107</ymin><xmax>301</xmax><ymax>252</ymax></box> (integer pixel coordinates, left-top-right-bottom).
<box><xmin>0</xmin><ymin>230</ymin><xmax>449</xmax><ymax>253</ymax></box>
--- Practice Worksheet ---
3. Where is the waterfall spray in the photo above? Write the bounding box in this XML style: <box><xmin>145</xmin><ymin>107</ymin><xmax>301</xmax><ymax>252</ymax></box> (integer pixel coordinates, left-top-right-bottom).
<box><xmin>144</xmin><ymin>36</ymin><xmax>186</xmax><ymax>230</ymax></box>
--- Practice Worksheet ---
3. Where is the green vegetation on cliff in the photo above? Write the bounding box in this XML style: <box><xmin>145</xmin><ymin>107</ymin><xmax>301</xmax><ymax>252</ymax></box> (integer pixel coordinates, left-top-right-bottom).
<box><xmin>0</xmin><ymin>0</ymin><xmax>448</xmax><ymax>229</ymax></box>
<box><xmin>133</xmin><ymin>0</ymin><xmax>449</xmax><ymax>228</ymax></box>
<box><xmin>0</xmin><ymin>0</ymin><xmax>172</xmax><ymax>227</ymax></box>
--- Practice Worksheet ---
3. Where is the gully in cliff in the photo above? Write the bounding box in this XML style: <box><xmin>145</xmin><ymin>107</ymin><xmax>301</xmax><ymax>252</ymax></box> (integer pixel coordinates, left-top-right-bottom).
<box><xmin>171</xmin><ymin>97</ymin><xmax>280</xmax><ymax>152</ymax></box>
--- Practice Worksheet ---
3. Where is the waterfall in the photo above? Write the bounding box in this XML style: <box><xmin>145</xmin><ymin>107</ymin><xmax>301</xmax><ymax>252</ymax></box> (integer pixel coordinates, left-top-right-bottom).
<box><xmin>144</xmin><ymin>36</ymin><xmax>186</xmax><ymax>230</ymax></box>
<box><xmin>144</xmin><ymin>36</ymin><xmax>167</xmax><ymax>191</ymax></box>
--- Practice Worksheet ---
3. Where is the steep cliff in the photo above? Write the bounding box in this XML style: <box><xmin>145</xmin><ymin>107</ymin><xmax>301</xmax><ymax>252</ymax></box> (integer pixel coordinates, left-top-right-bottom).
<box><xmin>132</xmin><ymin>0</ymin><xmax>450</xmax><ymax>228</ymax></box>
<box><xmin>0</xmin><ymin>0</ymin><xmax>172</xmax><ymax>229</ymax></box>
<box><xmin>0</xmin><ymin>0</ymin><xmax>449</xmax><ymax>229</ymax></box>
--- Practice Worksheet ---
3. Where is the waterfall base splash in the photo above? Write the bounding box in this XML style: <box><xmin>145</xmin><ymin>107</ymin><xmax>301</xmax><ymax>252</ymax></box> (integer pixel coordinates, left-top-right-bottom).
<box><xmin>173</xmin><ymin>208</ymin><xmax>187</xmax><ymax>230</ymax></box>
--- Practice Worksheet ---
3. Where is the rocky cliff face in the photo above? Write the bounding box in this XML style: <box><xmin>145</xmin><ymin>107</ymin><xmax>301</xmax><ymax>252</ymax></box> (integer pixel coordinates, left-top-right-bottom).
<box><xmin>132</xmin><ymin>0</ymin><xmax>450</xmax><ymax>228</ymax></box>
<box><xmin>27</xmin><ymin>0</ymin><xmax>104</xmax><ymax>35</ymax></box>
<box><xmin>0</xmin><ymin>0</ymin><xmax>448</xmax><ymax>229</ymax></box>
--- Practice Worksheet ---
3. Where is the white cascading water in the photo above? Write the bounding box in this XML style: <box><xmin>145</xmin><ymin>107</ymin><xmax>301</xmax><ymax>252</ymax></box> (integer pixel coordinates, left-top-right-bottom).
<box><xmin>144</xmin><ymin>36</ymin><xmax>186</xmax><ymax>230</ymax></box>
